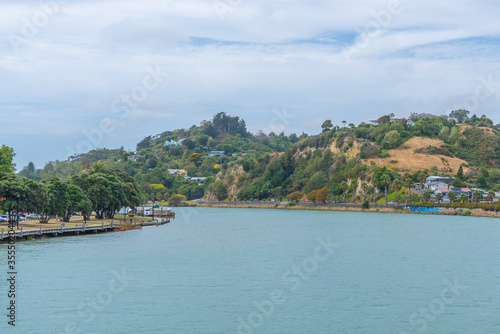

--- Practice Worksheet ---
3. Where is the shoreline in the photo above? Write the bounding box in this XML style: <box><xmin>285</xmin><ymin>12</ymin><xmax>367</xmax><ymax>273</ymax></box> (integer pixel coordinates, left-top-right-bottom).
<box><xmin>196</xmin><ymin>202</ymin><xmax>500</xmax><ymax>219</ymax></box>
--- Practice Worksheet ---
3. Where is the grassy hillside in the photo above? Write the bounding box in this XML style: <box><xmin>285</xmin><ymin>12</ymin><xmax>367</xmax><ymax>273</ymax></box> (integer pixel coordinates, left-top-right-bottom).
<box><xmin>20</xmin><ymin>112</ymin><xmax>500</xmax><ymax>202</ymax></box>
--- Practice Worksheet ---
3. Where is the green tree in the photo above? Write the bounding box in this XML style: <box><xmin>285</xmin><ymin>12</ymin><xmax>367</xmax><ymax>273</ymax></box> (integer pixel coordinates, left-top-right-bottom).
<box><xmin>380</xmin><ymin>174</ymin><xmax>391</xmax><ymax>204</ymax></box>
<box><xmin>476</xmin><ymin>175</ymin><xmax>487</xmax><ymax>188</ymax></box>
<box><xmin>169</xmin><ymin>194</ymin><xmax>186</xmax><ymax>207</ymax></box>
<box><xmin>321</xmin><ymin>120</ymin><xmax>333</xmax><ymax>132</ymax></box>
<box><xmin>0</xmin><ymin>145</ymin><xmax>15</xmax><ymax>176</ymax></box>
<box><xmin>435</xmin><ymin>192</ymin><xmax>444</xmax><ymax>204</ymax></box>
<box><xmin>487</xmin><ymin>190</ymin><xmax>496</xmax><ymax>203</ymax></box>
<box><xmin>447</xmin><ymin>190</ymin><xmax>457</xmax><ymax>203</ymax></box>
<box><xmin>449</xmin><ymin>109</ymin><xmax>470</xmax><ymax>123</ymax></box>
<box><xmin>340</xmin><ymin>181</ymin><xmax>348</xmax><ymax>203</ymax></box>
<box><xmin>361</xmin><ymin>182</ymin><xmax>368</xmax><ymax>202</ymax></box>
<box><xmin>404</xmin><ymin>173</ymin><xmax>413</xmax><ymax>204</ymax></box>
<box><xmin>210</xmin><ymin>180</ymin><xmax>228</xmax><ymax>201</ymax></box>
<box><xmin>456</xmin><ymin>165</ymin><xmax>464</xmax><ymax>180</ymax></box>
<box><xmin>459</xmin><ymin>193</ymin><xmax>468</xmax><ymax>205</ymax></box>
<box><xmin>393</xmin><ymin>178</ymin><xmax>404</xmax><ymax>204</ymax></box>
<box><xmin>472</xmin><ymin>190</ymin><xmax>482</xmax><ymax>203</ymax></box>
<box><xmin>382</xmin><ymin>130</ymin><xmax>402</xmax><ymax>149</ymax></box>
<box><xmin>422</xmin><ymin>190</ymin><xmax>433</xmax><ymax>204</ymax></box>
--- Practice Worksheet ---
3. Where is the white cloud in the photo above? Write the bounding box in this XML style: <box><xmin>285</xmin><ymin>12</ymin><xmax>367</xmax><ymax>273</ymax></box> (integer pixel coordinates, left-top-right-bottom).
<box><xmin>1</xmin><ymin>0</ymin><xmax>500</xmax><ymax>169</ymax></box>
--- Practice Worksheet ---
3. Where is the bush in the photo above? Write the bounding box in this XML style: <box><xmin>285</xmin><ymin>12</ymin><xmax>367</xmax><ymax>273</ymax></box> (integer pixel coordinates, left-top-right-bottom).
<box><xmin>361</xmin><ymin>200</ymin><xmax>370</xmax><ymax>209</ymax></box>
<box><xmin>463</xmin><ymin>210</ymin><xmax>472</xmax><ymax>216</ymax></box>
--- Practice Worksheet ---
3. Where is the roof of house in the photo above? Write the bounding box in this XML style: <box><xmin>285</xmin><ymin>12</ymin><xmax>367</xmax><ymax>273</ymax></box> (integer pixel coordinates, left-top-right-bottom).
<box><xmin>438</xmin><ymin>188</ymin><xmax>450</xmax><ymax>192</ymax></box>
<box><xmin>461</xmin><ymin>188</ymin><xmax>472</xmax><ymax>192</ymax></box>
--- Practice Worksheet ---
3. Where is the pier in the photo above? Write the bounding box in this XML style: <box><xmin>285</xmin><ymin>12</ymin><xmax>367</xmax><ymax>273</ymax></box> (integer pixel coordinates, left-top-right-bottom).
<box><xmin>0</xmin><ymin>217</ymin><xmax>170</xmax><ymax>242</ymax></box>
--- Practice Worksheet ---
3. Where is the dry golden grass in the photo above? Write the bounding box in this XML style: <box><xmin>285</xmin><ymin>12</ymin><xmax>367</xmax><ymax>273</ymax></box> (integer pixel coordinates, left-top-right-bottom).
<box><xmin>367</xmin><ymin>137</ymin><xmax>468</xmax><ymax>173</ymax></box>
<box><xmin>457</xmin><ymin>124</ymin><xmax>496</xmax><ymax>135</ymax></box>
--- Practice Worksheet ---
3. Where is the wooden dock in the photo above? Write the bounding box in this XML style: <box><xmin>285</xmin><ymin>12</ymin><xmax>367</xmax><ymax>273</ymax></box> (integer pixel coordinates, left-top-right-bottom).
<box><xmin>0</xmin><ymin>217</ymin><xmax>170</xmax><ymax>242</ymax></box>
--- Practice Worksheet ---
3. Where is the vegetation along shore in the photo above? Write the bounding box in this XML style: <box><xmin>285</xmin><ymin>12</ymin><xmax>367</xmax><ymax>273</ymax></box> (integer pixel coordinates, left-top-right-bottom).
<box><xmin>2</xmin><ymin>109</ymin><xmax>500</xmax><ymax>226</ymax></box>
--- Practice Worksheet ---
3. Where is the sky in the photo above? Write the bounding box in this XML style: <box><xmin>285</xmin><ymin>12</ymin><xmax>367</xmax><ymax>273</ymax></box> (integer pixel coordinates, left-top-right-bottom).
<box><xmin>1</xmin><ymin>0</ymin><xmax>500</xmax><ymax>171</ymax></box>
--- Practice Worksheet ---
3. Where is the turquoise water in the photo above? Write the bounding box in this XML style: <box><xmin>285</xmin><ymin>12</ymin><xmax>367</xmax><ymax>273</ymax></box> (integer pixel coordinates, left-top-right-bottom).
<box><xmin>1</xmin><ymin>208</ymin><xmax>500</xmax><ymax>333</ymax></box>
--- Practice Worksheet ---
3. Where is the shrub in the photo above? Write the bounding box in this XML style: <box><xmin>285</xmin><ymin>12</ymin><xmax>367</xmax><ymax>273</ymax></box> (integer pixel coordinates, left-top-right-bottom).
<box><xmin>361</xmin><ymin>200</ymin><xmax>370</xmax><ymax>209</ymax></box>
<box><xmin>463</xmin><ymin>210</ymin><xmax>472</xmax><ymax>216</ymax></box>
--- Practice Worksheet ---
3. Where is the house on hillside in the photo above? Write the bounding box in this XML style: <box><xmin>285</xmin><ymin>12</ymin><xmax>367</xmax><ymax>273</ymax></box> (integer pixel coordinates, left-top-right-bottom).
<box><xmin>428</xmin><ymin>182</ymin><xmax>450</xmax><ymax>191</ymax></box>
<box><xmin>425</xmin><ymin>176</ymin><xmax>454</xmax><ymax>190</ymax></box>
<box><xmin>208</xmin><ymin>151</ymin><xmax>225</xmax><ymax>157</ymax></box>
<box><xmin>168</xmin><ymin>169</ymin><xmax>188</xmax><ymax>177</ymax></box>
<box><xmin>165</xmin><ymin>140</ymin><xmax>180</xmax><ymax>147</ymax></box>
<box><xmin>449</xmin><ymin>187</ymin><xmax>473</xmax><ymax>199</ymax></box>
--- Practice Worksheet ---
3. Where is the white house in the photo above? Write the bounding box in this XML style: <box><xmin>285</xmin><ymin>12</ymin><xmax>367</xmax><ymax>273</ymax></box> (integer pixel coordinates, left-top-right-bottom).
<box><xmin>428</xmin><ymin>182</ymin><xmax>450</xmax><ymax>191</ymax></box>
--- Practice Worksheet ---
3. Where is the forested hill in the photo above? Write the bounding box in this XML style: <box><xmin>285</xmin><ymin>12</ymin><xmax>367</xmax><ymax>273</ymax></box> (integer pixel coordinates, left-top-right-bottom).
<box><xmin>16</xmin><ymin>110</ymin><xmax>500</xmax><ymax>202</ymax></box>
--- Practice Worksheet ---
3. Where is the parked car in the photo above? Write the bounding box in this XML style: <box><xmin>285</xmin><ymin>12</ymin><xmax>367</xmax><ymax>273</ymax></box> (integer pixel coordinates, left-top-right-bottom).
<box><xmin>0</xmin><ymin>215</ymin><xmax>8</xmax><ymax>222</ymax></box>
<box><xmin>26</xmin><ymin>214</ymin><xmax>40</xmax><ymax>219</ymax></box>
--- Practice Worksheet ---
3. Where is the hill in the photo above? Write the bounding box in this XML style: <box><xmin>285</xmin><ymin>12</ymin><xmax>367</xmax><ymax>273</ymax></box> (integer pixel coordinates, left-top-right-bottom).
<box><xmin>16</xmin><ymin>111</ymin><xmax>500</xmax><ymax>203</ymax></box>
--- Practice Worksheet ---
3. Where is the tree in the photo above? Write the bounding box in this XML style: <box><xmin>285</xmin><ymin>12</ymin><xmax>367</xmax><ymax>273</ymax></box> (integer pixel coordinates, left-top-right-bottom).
<box><xmin>456</xmin><ymin>165</ymin><xmax>464</xmax><ymax>180</ymax></box>
<box><xmin>472</xmin><ymin>190</ymin><xmax>482</xmax><ymax>203</ymax></box>
<box><xmin>487</xmin><ymin>190</ymin><xmax>496</xmax><ymax>203</ymax></box>
<box><xmin>476</xmin><ymin>175</ymin><xmax>487</xmax><ymax>188</ymax></box>
<box><xmin>393</xmin><ymin>178</ymin><xmax>404</xmax><ymax>204</ymax></box>
<box><xmin>287</xmin><ymin>191</ymin><xmax>302</xmax><ymax>202</ymax></box>
<box><xmin>380</xmin><ymin>174</ymin><xmax>391</xmax><ymax>204</ymax></box>
<box><xmin>422</xmin><ymin>190</ymin><xmax>433</xmax><ymax>204</ymax></box>
<box><xmin>449</xmin><ymin>109</ymin><xmax>470</xmax><ymax>123</ymax></box>
<box><xmin>447</xmin><ymin>190</ymin><xmax>457</xmax><ymax>203</ymax></box>
<box><xmin>321</xmin><ymin>120</ymin><xmax>333</xmax><ymax>132</ymax></box>
<box><xmin>417</xmin><ymin>171</ymin><xmax>427</xmax><ymax>198</ymax></box>
<box><xmin>340</xmin><ymin>181</ymin><xmax>348</xmax><ymax>203</ymax></box>
<box><xmin>316</xmin><ymin>187</ymin><xmax>330</xmax><ymax>203</ymax></box>
<box><xmin>210</xmin><ymin>180</ymin><xmax>228</xmax><ymax>201</ymax></box>
<box><xmin>382</xmin><ymin>130</ymin><xmax>402</xmax><ymax>149</ymax></box>
<box><xmin>189</xmin><ymin>153</ymin><xmax>203</xmax><ymax>167</ymax></box>
<box><xmin>169</xmin><ymin>194</ymin><xmax>186</xmax><ymax>207</ymax></box>
<box><xmin>306</xmin><ymin>190</ymin><xmax>317</xmax><ymax>203</ymax></box>
<box><xmin>361</xmin><ymin>182</ymin><xmax>368</xmax><ymax>202</ymax></box>
<box><xmin>368</xmin><ymin>186</ymin><xmax>375</xmax><ymax>203</ymax></box>
<box><xmin>404</xmin><ymin>173</ymin><xmax>413</xmax><ymax>204</ymax></box>
<box><xmin>459</xmin><ymin>193</ymin><xmax>468</xmax><ymax>205</ymax></box>
<box><xmin>351</xmin><ymin>181</ymin><xmax>358</xmax><ymax>203</ymax></box>
<box><xmin>435</xmin><ymin>193</ymin><xmax>444</xmax><ymax>204</ymax></box>
<box><xmin>0</xmin><ymin>145</ymin><xmax>15</xmax><ymax>176</ymax></box>
<box><xmin>136</xmin><ymin>136</ymin><xmax>152</xmax><ymax>151</ymax></box>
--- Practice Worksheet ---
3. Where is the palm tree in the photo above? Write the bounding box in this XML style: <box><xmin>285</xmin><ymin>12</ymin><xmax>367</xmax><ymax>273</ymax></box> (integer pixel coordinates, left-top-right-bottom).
<box><xmin>435</xmin><ymin>193</ymin><xmax>444</xmax><ymax>204</ymax></box>
<box><xmin>340</xmin><ymin>181</ymin><xmax>348</xmax><ymax>203</ymax></box>
<box><xmin>351</xmin><ymin>181</ymin><xmax>358</xmax><ymax>203</ymax></box>
<box><xmin>487</xmin><ymin>190</ymin><xmax>496</xmax><ymax>203</ymax></box>
<box><xmin>422</xmin><ymin>190</ymin><xmax>433</xmax><ymax>204</ymax></box>
<box><xmin>368</xmin><ymin>186</ymin><xmax>375</xmax><ymax>203</ymax></box>
<box><xmin>361</xmin><ymin>182</ymin><xmax>368</xmax><ymax>202</ymax></box>
<box><xmin>393</xmin><ymin>178</ymin><xmax>404</xmax><ymax>204</ymax></box>
<box><xmin>459</xmin><ymin>193</ymin><xmax>468</xmax><ymax>205</ymax></box>
<box><xmin>380</xmin><ymin>174</ymin><xmax>392</xmax><ymax>204</ymax></box>
<box><xmin>92</xmin><ymin>163</ymin><xmax>104</xmax><ymax>174</ymax></box>
<box><xmin>418</xmin><ymin>171</ymin><xmax>427</xmax><ymax>198</ymax></box>
<box><xmin>472</xmin><ymin>190</ymin><xmax>482</xmax><ymax>203</ymax></box>
<box><xmin>404</xmin><ymin>173</ymin><xmax>413</xmax><ymax>204</ymax></box>
<box><xmin>447</xmin><ymin>190</ymin><xmax>457</xmax><ymax>203</ymax></box>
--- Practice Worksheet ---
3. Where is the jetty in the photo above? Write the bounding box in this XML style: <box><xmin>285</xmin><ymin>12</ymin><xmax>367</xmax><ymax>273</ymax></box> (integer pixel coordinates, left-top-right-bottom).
<box><xmin>0</xmin><ymin>217</ymin><xmax>170</xmax><ymax>242</ymax></box>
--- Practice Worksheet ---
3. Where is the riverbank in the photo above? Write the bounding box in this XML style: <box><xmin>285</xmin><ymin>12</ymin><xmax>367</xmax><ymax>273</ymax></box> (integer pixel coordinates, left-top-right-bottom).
<box><xmin>196</xmin><ymin>202</ymin><xmax>500</xmax><ymax>219</ymax></box>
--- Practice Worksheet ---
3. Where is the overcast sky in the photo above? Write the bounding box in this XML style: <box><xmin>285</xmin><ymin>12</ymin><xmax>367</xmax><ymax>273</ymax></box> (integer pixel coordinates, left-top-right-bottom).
<box><xmin>1</xmin><ymin>0</ymin><xmax>500</xmax><ymax>170</ymax></box>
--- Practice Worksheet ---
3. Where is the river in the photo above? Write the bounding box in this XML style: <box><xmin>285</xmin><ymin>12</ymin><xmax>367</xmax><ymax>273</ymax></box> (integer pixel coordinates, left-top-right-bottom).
<box><xmin>1</xmin><ymin>207</ymin><xmax>499</xmax><ymax>333</ymax></box>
